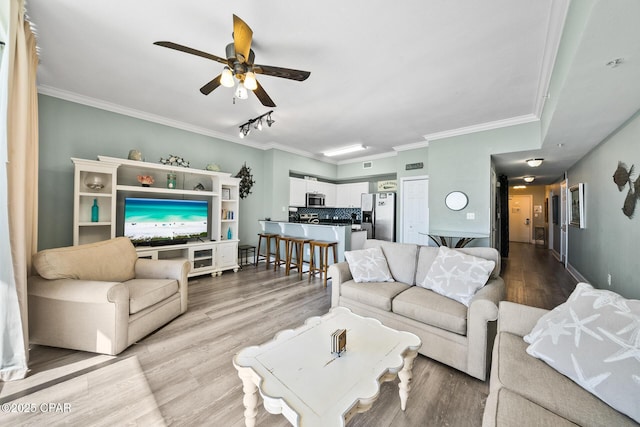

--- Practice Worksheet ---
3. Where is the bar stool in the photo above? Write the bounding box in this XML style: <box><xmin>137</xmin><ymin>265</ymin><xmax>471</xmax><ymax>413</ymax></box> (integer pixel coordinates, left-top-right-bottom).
<box><xmin>288</xmin><ymin>237</ymin><xmax>311</xmax><ymax>278</ymax></box>
<box><xmin>255</xmin><ymin>233</ymin><xmax>278</xmax><ymax>268</ymax></box>
<box><xmin>308</xmin><ymin>240</ymin><xmax>338</xmax><ymax>288</ymax></box>
<box><xmin>273</xmin><ymin>235</ymin><xmax>296</xmax><ymax>272</ymax></box>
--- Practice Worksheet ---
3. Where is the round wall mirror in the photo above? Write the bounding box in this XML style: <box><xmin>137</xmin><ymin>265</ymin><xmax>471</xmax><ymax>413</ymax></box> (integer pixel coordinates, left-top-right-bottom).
<box><xmin>445</xmin><ymin>191</ymin><xmax>468</xmax><ymax>211</ymax></box>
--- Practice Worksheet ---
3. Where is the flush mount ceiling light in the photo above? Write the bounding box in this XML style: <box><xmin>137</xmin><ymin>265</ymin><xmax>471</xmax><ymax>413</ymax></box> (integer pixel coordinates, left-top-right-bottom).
<box><xmin>523</xmin><ymin>176</ymin><xmax>535</xmax><ymax>183</ymax></box>
<box><xmin>526</xmin><ymin>158</ymin><xmax>544</xmax><ymax>167</ymax></box>
<box><xmin>238</xmin><ymin>110</ymin><xmax>274</xmax><ymax>139</ymax></box>
<box><xmin>513</xmin><ymin>185</ymin><xmax>527</xmax><ymax>189</ymax></box>
<box><xmin>323</xmin><ymin>144</ymin><xmax>366</xmax><ymax>157</ymax></box>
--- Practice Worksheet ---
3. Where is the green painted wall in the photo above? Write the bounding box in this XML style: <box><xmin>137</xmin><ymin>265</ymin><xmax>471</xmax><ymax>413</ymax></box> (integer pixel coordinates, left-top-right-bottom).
<box><xmin>428</xmin><ymin>122</ymin><xmax>541</xmax><ymax>245</ymax></box>
<box><xmin>566</xmin><ymin>109</ymin><xmax>640</xmax><ymax>298</ymax></box>
<box><xmin>336</xmin><ymin>155</ymin><xmax>397</xmax><ymax>180</ymax></box>
<box><xmin>37</xmin><ymin>94</ymin><xmax>267</xmax><ymax>250</ymax></box>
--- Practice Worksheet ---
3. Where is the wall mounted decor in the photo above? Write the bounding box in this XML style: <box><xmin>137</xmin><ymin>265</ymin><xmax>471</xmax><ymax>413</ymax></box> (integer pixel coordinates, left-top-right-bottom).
<box><xmin>569</xmin><ymin>183</ymin><xmax>585</xmax><ymax>228</ymax></box>
<box><xmin>612</xmin><ymin>161</ymin><xmax>637</xmax><ymax>219</ymax></box>
<box><xmin>235</xmin><ymin>162</ymin><xmax>255</xmax><ymax>199</ymax></box>
<box><xmin>445</xmin><ymin>191</ymin><xmax>468</xmax><ymax>211</ymax></box>
<box><xmin>552</xmin><ymin>195</ymin><xmax>559</xmax><ymax>225</ymax></box>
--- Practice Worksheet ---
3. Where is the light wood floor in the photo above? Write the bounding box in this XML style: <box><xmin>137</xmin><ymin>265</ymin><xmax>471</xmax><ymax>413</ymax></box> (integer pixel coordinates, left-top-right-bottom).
<box><xmin>0</xmin><ymin>242</ymin><xmax>577</xmax><ymax>426</ymax></box>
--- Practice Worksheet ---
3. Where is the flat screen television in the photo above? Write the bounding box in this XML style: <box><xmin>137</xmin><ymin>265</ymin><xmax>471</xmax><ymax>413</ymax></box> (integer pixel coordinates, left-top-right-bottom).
<box><xmin>124</xmin><ymin>197</ymin><xmax>208</xmax><ymax>245</ymax></box>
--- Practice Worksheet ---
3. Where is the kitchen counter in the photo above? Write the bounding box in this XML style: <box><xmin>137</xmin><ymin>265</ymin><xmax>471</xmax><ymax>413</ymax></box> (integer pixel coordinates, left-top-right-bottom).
<box><xmin>259</xmin><ymin>220</ymin><xmax>354</xmax><ymax>262</ymax></box>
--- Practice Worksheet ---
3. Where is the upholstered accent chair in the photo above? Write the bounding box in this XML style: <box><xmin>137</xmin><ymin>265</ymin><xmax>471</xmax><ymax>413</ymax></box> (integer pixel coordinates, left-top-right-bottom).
<box><xmin>28</xmin><ymin>237</ymin><xmax>189</xmax><ymax>355</ymax></box>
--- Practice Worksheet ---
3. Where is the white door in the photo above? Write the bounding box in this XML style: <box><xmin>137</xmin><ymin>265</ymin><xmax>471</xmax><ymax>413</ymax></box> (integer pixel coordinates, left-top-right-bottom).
<box><xmin>509</xmin><ymin>195</ymin><xmax>532</xmax><ymax>243</ymax></box>
<box><xmin>401</xmin><ymin>176</ymin><xmax>429</xmax><ymax>245</ymax></box>
<box><xmin>560</xmin><ymin>179</ymin><xmax>568</xmax><ymax>265</ymax></box>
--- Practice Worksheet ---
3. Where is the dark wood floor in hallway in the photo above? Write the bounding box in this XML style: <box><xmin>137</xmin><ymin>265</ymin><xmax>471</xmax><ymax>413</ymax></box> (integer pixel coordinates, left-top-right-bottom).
<box><xmin>1</xmin><ymin>242</ymin><xmax>577</xmax><ymax>426</ymax></box>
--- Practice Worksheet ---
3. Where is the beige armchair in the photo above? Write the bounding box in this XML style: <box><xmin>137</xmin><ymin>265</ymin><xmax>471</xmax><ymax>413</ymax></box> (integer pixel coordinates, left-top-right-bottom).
<box><xmin>28</xmin><ymin>237</ymin><xmax>189</xmax><ymax>355</ymax></box>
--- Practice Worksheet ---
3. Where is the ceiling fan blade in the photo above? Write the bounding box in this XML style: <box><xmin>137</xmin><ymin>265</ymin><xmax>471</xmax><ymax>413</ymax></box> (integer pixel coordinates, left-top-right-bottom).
<box><xmin>154</xmin><ymin>41</ymin><xmax>228</xmax><ymax>65</ymax></box>
<box><xmin>254</xmin><ymin>64</ymin><xmax>310</xmax><ymax>81</ymax></box>
<box><xmin>253</xmin><ymin>80</ymin><xmax>276</xmax><ymax>107</ymax></box>
<box><xmin>233</xmin><ymin>15</ymin><xmax>253</xmax><ymax>63</ymax></box>
<box><xmin>200</xmin><ymin>75</ymin><xmax>222</xmax><ymax>95</ymax></box>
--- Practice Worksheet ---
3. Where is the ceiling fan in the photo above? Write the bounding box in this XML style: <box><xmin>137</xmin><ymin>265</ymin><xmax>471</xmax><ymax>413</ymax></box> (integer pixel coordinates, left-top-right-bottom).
<box><xmin>154</xmin><ymin>15</ymin><xmax>310</xmax><ymax>107</ymax></box>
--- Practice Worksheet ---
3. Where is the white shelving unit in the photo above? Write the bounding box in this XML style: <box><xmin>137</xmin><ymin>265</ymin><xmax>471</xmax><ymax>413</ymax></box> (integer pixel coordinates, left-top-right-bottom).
<box><xmin>72</xmin><ymin>156</ymin><xmax>241</xmax><ymax>277</ymax></box>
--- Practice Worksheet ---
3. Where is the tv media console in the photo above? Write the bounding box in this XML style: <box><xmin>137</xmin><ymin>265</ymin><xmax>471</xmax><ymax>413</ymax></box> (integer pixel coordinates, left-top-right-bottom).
<box><xmin>72</xmin><ymin>156</ymin><xmax>240</xmax><ymax>277</ymax></box>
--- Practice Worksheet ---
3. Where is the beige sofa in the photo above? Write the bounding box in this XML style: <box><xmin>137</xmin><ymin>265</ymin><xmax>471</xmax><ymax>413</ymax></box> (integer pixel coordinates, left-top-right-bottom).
<box><xmin>28</xmin><ymin>237</ymin><xmax>190</xmax><ymax>355</ymax></box>
<box><xmin>483</xmin><ymin>302</ymin><xmax>638</xmax><ymax>426</ymax></box>
<box><xmin>328</xmin><ymin>239</ymin><xmax>505</xmax><ymax>381</ymax></box>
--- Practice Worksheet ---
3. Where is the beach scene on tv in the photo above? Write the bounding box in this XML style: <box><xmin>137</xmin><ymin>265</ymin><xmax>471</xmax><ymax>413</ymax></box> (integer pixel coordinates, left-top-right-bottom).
<box><xmin>124</xmin><ymin>198</ymin><xmax>208</xmax><ymax>244</ymax></box>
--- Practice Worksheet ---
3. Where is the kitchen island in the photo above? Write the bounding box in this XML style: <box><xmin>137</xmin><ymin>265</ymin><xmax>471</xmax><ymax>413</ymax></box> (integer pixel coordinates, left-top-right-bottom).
<box><xmin>259</xmin><ymin>220</ymin><xmax>354</xmax><ymax>263</ymax></box>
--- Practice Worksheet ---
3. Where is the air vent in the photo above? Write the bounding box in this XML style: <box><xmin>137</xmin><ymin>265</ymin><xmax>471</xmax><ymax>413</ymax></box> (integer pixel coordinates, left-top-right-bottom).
<box><xmin>363</xmin><ymin>161</ymin><xmax>373</xmax><ymax>169</ymax></box>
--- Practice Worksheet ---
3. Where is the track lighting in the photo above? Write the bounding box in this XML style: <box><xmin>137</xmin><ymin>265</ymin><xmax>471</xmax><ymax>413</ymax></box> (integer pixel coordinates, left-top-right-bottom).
<box><xmin>238</xmin><ymin>111</ymin><xmax>274</xmax><ymax>139</ymax></box>
<box><xmin>526</xmin><ymin>158</ymin><xmax>543</xmax><ymax>167</ymax></box>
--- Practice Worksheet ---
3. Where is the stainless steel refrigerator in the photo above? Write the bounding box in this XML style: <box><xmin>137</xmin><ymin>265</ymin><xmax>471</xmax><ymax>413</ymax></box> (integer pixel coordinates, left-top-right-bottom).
<box><xmin>361</xmin><ymin>192</ymin><xmax>396</xmax><ymax>241</ymax></box>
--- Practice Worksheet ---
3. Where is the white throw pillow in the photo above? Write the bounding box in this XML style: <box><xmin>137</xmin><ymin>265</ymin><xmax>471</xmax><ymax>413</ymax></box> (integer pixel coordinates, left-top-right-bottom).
<box><xmin>344</xmin><ymin>247</ymin><xmax>394</xmax><ymax>283</ymax></box>
<box><xmin>419</xmin><ymin>246</ymin><xmax>495</xmax><ymax>306</ymax></box>
<box><xmin>524</xmin><ymin>282</ymin><xmax>640</xmax><ymax>423</ymax></box>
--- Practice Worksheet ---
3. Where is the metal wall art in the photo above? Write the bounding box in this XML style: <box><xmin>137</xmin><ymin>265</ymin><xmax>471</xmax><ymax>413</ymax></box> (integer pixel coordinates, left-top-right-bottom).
<box><xmin>612</xmin><ymin>161</ymin><xmax>639</xmax><ymax>219</ymax></box>
<box><xmin>235</xmin><ymin>162</ymin><xmax>255</xmax><ymax>199</ymax></box>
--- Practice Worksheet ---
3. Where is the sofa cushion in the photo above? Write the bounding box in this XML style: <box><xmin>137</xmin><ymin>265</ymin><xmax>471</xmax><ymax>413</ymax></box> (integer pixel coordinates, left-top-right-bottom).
<box><xmin>340</xmin><ymin>280</ymin><xmax>410</xmax><ymax>311</ymax></box>
<box><xmin>392</xmin><ymin>286</ymin><xmax>467</xmax><ymax>335</ymax></box>
<box><xmin>419</xmin><ymin>246</ymin><xmax>495</xmax><ymax>306</ymax></box>
<box><xmin>33</xmin><ymin>237</ymin><xmax>138</xmax><ymax>282</ymax></box>
<box><xmin>344</xmin><ymin>247</ymin><xmax>394</xmax><ymax>283</ymax></box>
<box><xmin>490</xmin><ymin>388</ymin><xmax>579</xmax><ymax>427</ymax></box>
<box><xmin>126</xmin><ymin>278</ymin><xmax>179</xmax><ymax>314</ymax></box>
<box><xmin>364</xmin><ymin>240</ymin><xmax>418</xmax><ymax>285</ymax></box>
<box><xmin>496</xmin><ymin>331</ymin><xmax>638</xmax><ymax>427</ymax></box>
<box><xmin>415</xmin><ymin>246</ymin><xmax>440</xmax><ymax>285</ymax></box>
<box><xmin>524</xmin><ymin>283</ymin><xmax>640</xmax><ymax>423</ymax></box>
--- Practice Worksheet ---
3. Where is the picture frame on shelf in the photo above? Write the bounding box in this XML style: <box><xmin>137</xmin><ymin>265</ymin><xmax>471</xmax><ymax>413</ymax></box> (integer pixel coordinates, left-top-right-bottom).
<box><xmin>569</xmin><ymin>183</ymin><xmax>585</xmax><ymax>228</ymax></box>
<box><xmin>222</xmin><ymin>188</ymin><xmax>231</xmax><ymax>200</ymax></box>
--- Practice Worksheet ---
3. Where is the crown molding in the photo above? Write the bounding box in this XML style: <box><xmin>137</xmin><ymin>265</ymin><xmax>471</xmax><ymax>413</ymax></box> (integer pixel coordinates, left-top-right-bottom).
<box><xmin>393</xmin><ymin>140</ymin><xmax>430</xmax><ymax>152</ymax></box>
<box><xmin>37</xmin><ymin>85</ymin><xmax>267</xmax><ymax>150</ymax></box>
<box><xmin>334</xmin><ymin>150</ymin><xmax>397</xmax><ymax>166</ymax></box>
<box><xmin>533</xmin><ymin>0</ymin><xmax>571</xmax><ymax>117</ymax></box>
<box><xmin>424</xmin><ymin>114</ymin><xmax>539</xmax><ymax>142</ymax></box>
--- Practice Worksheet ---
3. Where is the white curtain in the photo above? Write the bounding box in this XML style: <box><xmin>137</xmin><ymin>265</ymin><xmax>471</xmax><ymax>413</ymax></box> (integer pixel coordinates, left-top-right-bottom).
<box><xmin>1</xmin><ymin>0</ymin><xmax>38</xmax><ymax>382</ymax></box>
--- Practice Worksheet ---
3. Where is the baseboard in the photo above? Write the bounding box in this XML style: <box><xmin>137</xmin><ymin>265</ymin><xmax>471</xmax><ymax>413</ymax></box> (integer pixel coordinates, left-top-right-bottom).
<box><xmin>567</xmin><ymin>263</ymin><xmax>588</xmax><ymax>283</ymax></box>
<box><xmin>550</xmin><ymin>249</ymin><xmax>561</xmax><ymax>262</ymax></box>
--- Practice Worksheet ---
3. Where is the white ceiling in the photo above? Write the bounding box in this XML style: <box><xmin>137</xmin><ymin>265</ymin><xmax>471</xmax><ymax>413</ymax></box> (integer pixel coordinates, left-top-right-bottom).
<box><xmin>26</xmin><ymin>1</ymin><xmax>640</xmax><ymax>183</ymax></box>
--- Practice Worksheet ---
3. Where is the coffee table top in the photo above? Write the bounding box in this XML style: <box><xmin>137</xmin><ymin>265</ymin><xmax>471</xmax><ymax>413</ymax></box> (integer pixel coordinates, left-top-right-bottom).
<box><xmin>233</xmin><ymin>307</ymin><xmax>421</xmax><ymax>426</ymax></box>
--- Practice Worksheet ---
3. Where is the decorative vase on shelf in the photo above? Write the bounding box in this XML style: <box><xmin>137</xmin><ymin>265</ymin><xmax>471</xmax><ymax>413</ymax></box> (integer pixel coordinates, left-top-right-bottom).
<box><xmin>227</xmin><ymin>227</ymin><xmax>232</xmax><ymax>240</ymax></box>
<box><xmin>167</xmin><ymin>173</ymin><xmax>177</xmax><ymax>189</ymax></box>
<box><xmin>84</xmin><ymin>173</ymin><xmax>105</xmax><ymax>190</ymax></box>
<box><xmin>91</xmin><ymin>199</ymin><xmax>99</xmax><ymax>222</ymax></box>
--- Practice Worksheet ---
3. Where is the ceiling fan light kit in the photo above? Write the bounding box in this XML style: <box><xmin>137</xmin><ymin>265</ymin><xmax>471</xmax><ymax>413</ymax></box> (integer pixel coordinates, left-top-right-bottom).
<box><xmin>154</xmin><ymin>14</ymin><xmax>310</xmax><ymax>108</ymax></box>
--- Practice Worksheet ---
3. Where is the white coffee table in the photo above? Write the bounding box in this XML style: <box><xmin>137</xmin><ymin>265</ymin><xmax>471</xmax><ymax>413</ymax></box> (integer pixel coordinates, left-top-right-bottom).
<box><xmin>233</xmin><ymin>307</ymin><xmax>422</xmax><ymax>427</ymax></box>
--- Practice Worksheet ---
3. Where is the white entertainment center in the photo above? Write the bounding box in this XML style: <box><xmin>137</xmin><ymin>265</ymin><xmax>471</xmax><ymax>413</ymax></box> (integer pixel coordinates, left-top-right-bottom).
<box><xmin>72</xmin><ymin>156</ymin><xmax>240</xmax><ymax>277</ymax></box>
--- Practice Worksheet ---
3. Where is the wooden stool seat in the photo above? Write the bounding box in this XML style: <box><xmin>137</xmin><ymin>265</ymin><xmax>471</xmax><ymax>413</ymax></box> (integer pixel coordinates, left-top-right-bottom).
<box><xmin>256</xmin><ymin>233</ymin><xmax>278</xmax><ymax>268</ymax></box>
<box><xmin>288</xmin><ymin>237</ymin><xmax>311</xmax><ymax>278</ymax></box>
<box><xmin>308</xmin><ymin>240</ymin><xmax>338</xmax><ymax>288</ymax></box>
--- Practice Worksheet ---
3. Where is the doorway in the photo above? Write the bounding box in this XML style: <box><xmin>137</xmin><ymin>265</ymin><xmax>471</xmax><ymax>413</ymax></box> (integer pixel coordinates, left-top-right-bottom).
<box><xmin>560</xmin><ymin>179</ymin><xmax>568</xmax><ymax>266</ymax></box>
<box><xmin>508</xmin><ymin>195</ymin><xmax>533</xmax><ymax>243</ymax></box>
<box><xmin>400</xmin><ymin>176</ymin><xmax>429</xmax><ymax>245</ymax></box>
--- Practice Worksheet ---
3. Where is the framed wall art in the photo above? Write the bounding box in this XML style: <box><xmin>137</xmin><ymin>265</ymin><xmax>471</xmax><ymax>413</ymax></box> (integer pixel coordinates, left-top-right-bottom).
<box><xmin>569</xmin><ymin>183</ymin><xmax>585</xmax><ymax>228</ymax></box>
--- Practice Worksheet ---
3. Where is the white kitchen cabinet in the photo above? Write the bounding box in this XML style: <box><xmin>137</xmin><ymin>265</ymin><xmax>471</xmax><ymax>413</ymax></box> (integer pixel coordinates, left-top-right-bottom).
<box><xmin>289</xmin><ymin>177</ymin><xmax>307</xmax><ymax>206</ymax></box>
<box><xmin>336</xmin><ymin>182</ymin><xmax>369</xmax><ymax>207</ymax></box>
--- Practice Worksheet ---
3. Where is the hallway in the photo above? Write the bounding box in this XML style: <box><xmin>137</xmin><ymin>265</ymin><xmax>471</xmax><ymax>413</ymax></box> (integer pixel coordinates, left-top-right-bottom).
<box><xmin>501</xmin><ymin>242</ymin><xmax>577</xmax><ymax>310</ymax></box>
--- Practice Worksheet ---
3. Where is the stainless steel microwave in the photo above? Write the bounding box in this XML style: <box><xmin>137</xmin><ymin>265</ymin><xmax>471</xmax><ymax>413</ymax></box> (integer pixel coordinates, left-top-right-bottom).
<box><xmin>306</xmin><ymin>193</ymin><xmax>325</xmax><ymax>207</ymax></box>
